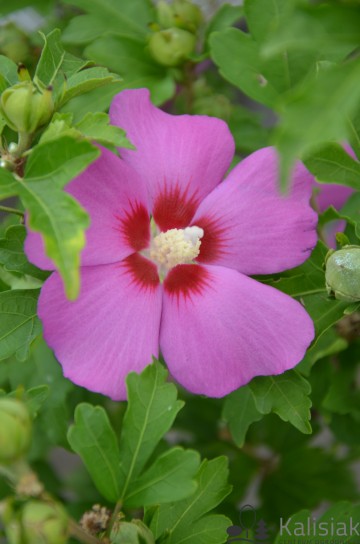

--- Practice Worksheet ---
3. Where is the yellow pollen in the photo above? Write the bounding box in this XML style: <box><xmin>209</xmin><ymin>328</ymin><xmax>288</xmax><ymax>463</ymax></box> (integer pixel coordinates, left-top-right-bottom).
<box><xmin>150</xmin><ymin>226</ymin><xmax>204</xmax><ymax>269</ymax></box>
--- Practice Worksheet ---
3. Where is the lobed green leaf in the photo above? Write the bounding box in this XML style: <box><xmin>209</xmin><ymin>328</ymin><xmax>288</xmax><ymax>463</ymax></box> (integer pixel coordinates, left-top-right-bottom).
<box><xmin>250</xmin><ymin>370</ymin><xmax>312</xmax><ymax>434</ymax></box>
<box><xmin>0</xmin><ymin>289</ymin><xmax>41</xmax><ymax>362</ymax></box>
<box><xmin>148</xmin><ymin>457</ymin><xmax>232</xmax><ymax>543</ymax></box>
<box><xmin>67</xmin><ymin>403</ymin><xmax>122</xmax><ymax>502</ymax></box>
<box><xmin>118</xmin><ymin>362</ymin><xmax>183</xmax><ymax>501</ymax></box>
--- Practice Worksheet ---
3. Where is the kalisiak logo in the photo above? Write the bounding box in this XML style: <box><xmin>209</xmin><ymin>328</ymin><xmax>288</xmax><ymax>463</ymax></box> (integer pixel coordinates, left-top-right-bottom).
<box><xmin>279</xmin><ymin>517</ymin><xmax>360</xmax><ymax>537</ymax></box>
<box><xmin>227</xmin><ymin>505</ymin><xmax>271</xmax><ymax>544</ymax></box>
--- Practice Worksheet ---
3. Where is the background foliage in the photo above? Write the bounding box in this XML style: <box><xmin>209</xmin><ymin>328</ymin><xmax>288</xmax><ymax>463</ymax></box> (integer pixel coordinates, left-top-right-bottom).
<box><xmin>0</xmin><ymin>1</ymin><xmax>359</xmax><ymax>543</ymax></box>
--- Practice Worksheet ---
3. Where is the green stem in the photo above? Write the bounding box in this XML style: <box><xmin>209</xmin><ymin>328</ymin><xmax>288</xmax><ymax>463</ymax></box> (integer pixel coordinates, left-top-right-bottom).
<box><xmin>15</xmin><ymin>132</ymin><xmax>32</xmax><ymax>158</ymax></box>
<box><xmin>0</xmin><ymin>465</ymin><xmax>18</xmax><ymax>485</ymax></box>
<box><xmin>107</xmin><ymin>499</ymin><xmax>123</xmax><ymax>536</ymax></box>
<box><xmin>68</xmin><ymin>519</ymin><xmax>104</xmax><ymax>544</ymax></box>
<box><xmin>0</xmin><ymin>205</ymin><xmax>24</xmax><ymax>217</ymax></box>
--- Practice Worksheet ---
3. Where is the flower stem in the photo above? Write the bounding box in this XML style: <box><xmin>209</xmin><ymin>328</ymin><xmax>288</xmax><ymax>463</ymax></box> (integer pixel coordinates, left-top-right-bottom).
<box><xmin>68</xmin><ymin>518</ymin><xmax>104</xmax><ymax>544</ymax></box>
<box><xmin>107</xmin><ymin>499</ymin><xmax>123</xmax><ymax>536</ymax></box>
<box><xmin>0</xmin><ymin>205</ymin><xmax>24</xmax><ymax>217</ymax></box>
<box><xmin>16</xmin><ymin>132</ymin><xmax>32</xmax><ymax>158</ymax></box>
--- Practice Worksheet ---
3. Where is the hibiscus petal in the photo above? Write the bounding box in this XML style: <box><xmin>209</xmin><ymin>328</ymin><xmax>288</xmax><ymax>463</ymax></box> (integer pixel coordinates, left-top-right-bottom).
<box><xmin>38</xmin><ymin>258</ymin><xmax>162</xmax><ymax>400</ymax></box>
<box><xmin>109</xmin><ymin>88</ymin><xmax>235</xmax><ymax>231</ymax></box>
<box><xmin>25</xmin><ymin>147</ymin><xmax>150</xmax><ymax>270</ymax></box>
<box><xmin>160</xmin><ymin>264</ymin><xmax>314</xmax><ymax>397</ymax></box>
<box><xmin>192</xmin><ymin>147</ymin><xmax>318</xmax><ymax>274</ymax></box>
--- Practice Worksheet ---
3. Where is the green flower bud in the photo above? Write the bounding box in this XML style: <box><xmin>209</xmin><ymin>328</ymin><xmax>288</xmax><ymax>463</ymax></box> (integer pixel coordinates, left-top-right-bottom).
<box><xmin>0</xmin><ymin>23</ymin><xmax>30</xmax><ymax>64</ymax></box>
<box><xmin>22</xmin><ymin>501</ymin><xmax>68</xmax><ymax>544</ymax></box>
<box><xmin>156</xmin><ymin>0</ymin><xmax>202</xmax><ymax>32</ymax></box>
<box><xmin>0</xmin><ymin>82</ymin><xmax>54</xmax><ymax>134</ymax></box>
<box><xmin>1</xmin><ymin>498</ymin><xmax>22</xmax><ymax>544</ymax></box>
<box><xmin>148</xmin><ymin>28</ymin><xmax>196</xmax><ymax>66</ymax></box>
<box><xmin>325</xmin><ymin>246</ymin><xmax>360</xmax><ymax>302</ymax></box>
<box><xmin>111</xmin><ymin>519</ymin><xmax>155</xmax><ymax>544</ymax></box>
<box><xmin>0</xmin><ymin>398</ymin><xmax>32</xmax><ymax>464</ymax></box>
<box><xmin>157</xmin><ymin>1</ymin><xmax>176</xmax><ymax>28</ymax></box>
<box><xmin>193</xmin><ymin>94</ymin><xmax>233</xmax><ymax>121</ymax></box>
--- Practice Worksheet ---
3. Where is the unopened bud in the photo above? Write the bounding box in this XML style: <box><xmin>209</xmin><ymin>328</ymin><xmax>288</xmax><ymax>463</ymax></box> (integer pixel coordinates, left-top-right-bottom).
<box><xmin>0</xmin><ymin>398</ymin><xmax>32</xmax><ymax>464</ymax></box>
<box><xmin>22</xmin><ymin>501</ymin><xmax>68</xmax><ymax>544</ymax></box>
<box><xmin>1</xmin><ymin>498</ymin><xmax>22</xmax><ymax>544</ymax></box>
<box><xmin>193</xmin><ymin>94</ymin><xmax>232</xmax><ymax>120</ymax></box>
<box><xmin>325</xmin><ymin>245</ymin><xmax>360</xmax><ymax>302</ymax></box>
<box><xmin>111</xmin><ymin>519</ymin><xmax>155</xmax><ymax>544</ymax></box>
<box><xmin>148</xmin><ymin>27</ymin><xmax>196</xmax><ymax>66</ymax></box>
<box><xmin>157</xmin><ymin>0</ymin><xmax>202</xmax><ymax>32</ymax></box>
<box><xmin>0</xmin><ymin>81</ymin><xmax>54</xmax><ymax>134</ymax></box>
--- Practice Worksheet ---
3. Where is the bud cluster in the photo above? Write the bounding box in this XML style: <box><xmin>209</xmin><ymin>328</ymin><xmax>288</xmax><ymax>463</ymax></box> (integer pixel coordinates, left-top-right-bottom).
<box><xmin>1</xmin><ymin>499</ymin><xmax>68</xmax><ymax>544</ymax></box>
<box><xmin>148</xmin><ymin>0</ymin><xmax>202</xmax><ymax>67</ymax></box>
<box><xmin>0</xmin><ymin>80</ymin><xmax>54</xmax><ymax>135</ymax></box>
<box><xmin>0</xmin><ymin>398</ymin><xmax>32</xmax><ymax>464</ymax></box>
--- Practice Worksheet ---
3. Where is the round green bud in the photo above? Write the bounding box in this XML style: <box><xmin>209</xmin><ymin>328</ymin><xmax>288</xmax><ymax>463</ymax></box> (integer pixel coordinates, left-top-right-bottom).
<box><xmin>0</xmin><ymin>23</ymin><xmax>30</xmax><ymax>64</ymax></box>
<box><xmin>193</xmin><ymin>94</ymin><xmax>233</xmax><ymax>120</ymax></box>
<box><xmin>0</xmin><ymin>398</ymin><xmax>32</xmax><ymax>464</ymax></box>
<box><xmin>111</xmin><ymin>519</ymin><xmax>155</xmax><ymax>544</ymax></box>
<box><xmin>325</xmin><ymin>245</ymin><xmax>360</xmax><ymax>302</ymax></box>
<box><xmin>172</xmin><ymin>0</ymin><xmax>202</xmax><ymax>31</ymax></box>
<box><xmin>156</xmin><ymin>1</ymin><xmax>176</xmax><ymax>28</ymax></box>
<box><xmin>22</xmin><ymin>501</ymin><xmax>68</xmax><ymax>544</ymax></box>
<box><xmin>0</xmin><ymin>82</ymin><xmax>54</xmax><ymax>134</ymax></box>
<box><xmin>148</xmin><ymin>27</ymin><xmax>196</xmax><ymax>66</ymax></box>
<box><xmin>1</xmin><ymin>498</ymin><xmax>22</xmax><ymax>544</ymax></box>
<box><xmin>156</xmin><ymin>0</ymin><xmax>202</xmax><ymax>32</ymax></box>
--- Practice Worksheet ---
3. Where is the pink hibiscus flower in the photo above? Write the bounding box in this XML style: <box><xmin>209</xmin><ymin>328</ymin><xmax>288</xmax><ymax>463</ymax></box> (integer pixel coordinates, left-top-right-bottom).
<box><xmin>25</xmin><ymin>89</ymin><xmax>318</xmax><ymax>400</ymax></box>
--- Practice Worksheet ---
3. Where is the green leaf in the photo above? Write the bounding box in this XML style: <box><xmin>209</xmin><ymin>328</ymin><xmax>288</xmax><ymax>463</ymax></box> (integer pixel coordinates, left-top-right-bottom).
<box><xmin>62</xmin><ymin>0</ymin><xmax>154</xmax><ymax>41</ymax></box>
<box><xmin>298</xmin><ymin>327</ymin><xmax>348</xmax><ymax>376</ymax></box>
<box><xmin>249</xmin><ymin>370</ymin><xmax>312</xmax><ymax>434</ymax></box>
<box><xmin>301</xmin><ymin>292</ymin><xmax>351</xmax><ymax>344</ymax></box>
<box><xmin>24</xmin><ymin>385</ymin><xmax>50</xmax><ymax>417</ymax></box>
<box><xmin>34</xmin><ymin>29</ymin><xmax>65</xmax><ymax>88</ymax></box>
<box><xmin>266</xmin><ymin>241</ymin><xmax>328</xmax><ymax>298</ymax></box>
<box><xmin>322</xmin><ymin>356</ymin><xmax>360</xmax><ymax>415</ymax></box>
<box><xmin>85</xmin><ymin>35</ymin><xmax>175</xmax><ymax>105</ymax></box>
<box><xmin>0</xmin><ymin>289</ymin><xmax>41</xmax><ymax>362</ymax></box>
<box><xmin>60</xmin><ymin>81</ymin><xmax>125</xmax><ymax>123</ymax></box>
<box><xmin>38</xmin><ymin>113</ymin><xmax>80</xmax><ymax>145</ymax></box>
<box><xmin>148</xmin><ymin>457</ymin><xmax>232</xmax><ymax>543</ymax></box>
<box><xmin>0</xmin><ymin>225</ymin><xmax>49</xmax><ymax>281</ymax></box>
<box><xmin>304</xmin><ymin>143</ymin><xmax>360</xmax><ymax>190</ymax></box>
<box><xmin>20</xmin><ymin>137</ymin><xmax>99</xmax><ymax>299</ymax></box>
<box><xmin>59</xmin><ymin>67</ymin><xmax>119</xmax><ymax>107</ymax></box>
<box><xmin>118</xmin><ymin>362</ymin><xmax>183</xmax><ymax>501</ymax></box>
<box><xmin>0</xmin><ymin>168</ymin><xmax>19</xmax><ymax>200</ymax></box>
<box><xmin>18</xmin><ymin>179</ymin><xmax>89</xmax><ymax>300</ymax></box>
<box><xmin>170</xmin><ymin>515</ymin><xmax>232</xmax><ymax>544</ymax></box>
<box><xmin>62</xmin><ymin>15</ymin><xmax>113</xmax><ymax>45</ymax></box>
<box><xmin>67</xmin><ymin>403</ymin><xmax>122</xmax><ymax>502</ymax></box>
<box><xmin>205</xmin><ymin>4</ymin><xmax>243</xmax><ymax>44</ymax></box>
<box><xmin>125</xmin><ymin>447</ymin><xmax>200</xmax><ymax>508</ymax></box>
<box><xmin>348</xmin><ymin>106</ymin><xmax>360</xmax><ymax>159</ymax></box>
<box><xmin>274</xmin><ymin>58</ymin><xmax>360</xmax><ymax>189</ymax></box>
<box><xmin>5</xmin><ymin>338</ymin><xmax>74</xmax><ymax>450</ymax></box>
<box><xmin>222</xmin><ymin>386</ymin><xmax>263</xmax><ymax>447</ymax></box>
<box><xmin>0</xmin><ymin>55</ymin><xmax>18</xmax><ymax>86</ymax></box>
<box><xmin>262</xmin><ymin>448</ymin><xmax>357</xmax><ymax>520</ymax></box>
<box><xmin>244</xmin><ymin>0</ymin><xmax>293</xmax><ymax>45</ymax></box>
<box><xmin>75</xmin><ymin>112</ymin><xmax>135</xmax><ymax>148</ymax></box>
<box><xmin>340</xmin><ymin>192</ymin><xmax>360</xmax><ymax>239</ymax></box>
<box><xmin>210</xmin><ymin>28</ymin><xmax>279</xmax><ymax>107</ymax></box>
<box><xmin>24</xmin><ymin>136</ymin><xmax>99</xmax><ymax>187</ymax></box>
<box><xmin>262</xmin><ymin>3</ymin><xmax>360</xmax><ymax>59</ymax></box>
